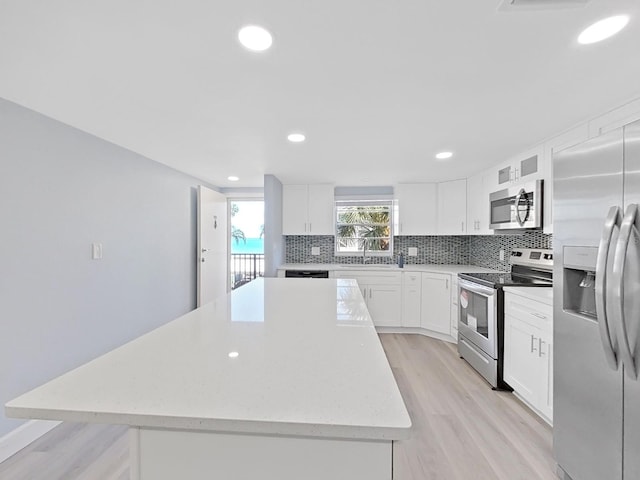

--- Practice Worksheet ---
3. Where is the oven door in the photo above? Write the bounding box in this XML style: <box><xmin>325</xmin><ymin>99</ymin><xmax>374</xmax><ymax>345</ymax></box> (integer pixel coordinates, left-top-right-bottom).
<box><xmin>489</xmin><ymin>180</ymin><xmax>543</xmax><ymax>230</ymax></box>
<box><xmin>458</xmin><ymin>279</ymin><xmax>498</xmax><ymax>358</ymax></box>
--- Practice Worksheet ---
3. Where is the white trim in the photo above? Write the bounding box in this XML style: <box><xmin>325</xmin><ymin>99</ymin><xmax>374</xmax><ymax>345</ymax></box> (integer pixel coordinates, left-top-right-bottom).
<box><xmin>0</xmin><ymin>419</ymin><xmax>61</xmax><ymax>463</ymax></box>
<box><xmin>375</xmin><ymin>327</ymin><xmax>457</xmax><ymax>344</ymax></box>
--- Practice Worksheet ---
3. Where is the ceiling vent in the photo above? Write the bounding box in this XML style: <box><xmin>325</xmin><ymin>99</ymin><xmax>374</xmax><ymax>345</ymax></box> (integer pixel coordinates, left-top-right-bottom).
<box><xmin>498</xmin><ymin>0</ymin><xmax>591</xmax><ymax>11</ymax></box>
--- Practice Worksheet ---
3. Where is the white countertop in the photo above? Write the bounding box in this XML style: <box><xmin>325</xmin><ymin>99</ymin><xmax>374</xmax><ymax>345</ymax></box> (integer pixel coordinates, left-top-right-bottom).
<box><xmin>503</xmin><ymin>286</ymin><xmax>554</xmax><ymax>305</ymax></box>
<box><xmin>6</xmin><ymin>278</ymin><xmax>411</xmax><ymax>441</ymax></box>
<box><xmin>279</xmin><ymin>263</ymin><xmax>498</xmax><ymax>275</ymax></box>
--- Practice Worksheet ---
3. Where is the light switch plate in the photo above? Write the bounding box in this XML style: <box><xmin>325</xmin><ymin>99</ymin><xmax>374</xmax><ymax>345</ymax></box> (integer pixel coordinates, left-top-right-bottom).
<box><xmin>311</xmin><ymin>246</ymin><xmax>320</xmax><ymax>256</ymax></box>
<box><xmin>408</xmin><ymin>247</ymin><xmax>418</xmax><ymax>257</ymax></box>
<box><xmin>92</xmin><ymin>242</ymin><xmax>103</xmax><ymax>260</ymax></box>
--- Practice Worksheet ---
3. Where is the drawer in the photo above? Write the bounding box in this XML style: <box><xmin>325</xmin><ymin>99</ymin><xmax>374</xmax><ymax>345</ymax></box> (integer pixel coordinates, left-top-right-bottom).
<box><xmin>402</xmin><ymin>272</ymin><xmax>421</xmax><ymax>286</ymax></box>
<box><xmin>505</xmin><ymin>293</ymin><xmax>553</xmax><ymax>331</ymax></box>
<box><xmin>335</xmin><ymin>270</ymin><xmax>402</xmax><ymax>285</ymax></box>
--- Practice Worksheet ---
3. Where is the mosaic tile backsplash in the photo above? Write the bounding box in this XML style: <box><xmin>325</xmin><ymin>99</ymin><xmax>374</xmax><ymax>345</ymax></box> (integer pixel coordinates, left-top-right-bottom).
<box><xmin>285</xmin><ymin>231</ymin><xmax>552</xmax><ymax>271</ymax></box>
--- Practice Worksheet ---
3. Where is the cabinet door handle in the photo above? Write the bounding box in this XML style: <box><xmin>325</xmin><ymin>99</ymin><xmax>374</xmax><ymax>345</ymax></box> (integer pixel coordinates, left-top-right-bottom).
<box><xmin>461</xmin><ymin>221</ymin><xmax>464</xmax><ymax>232</ymax></box>
<box><xmin>530</xmin><ymin>334</ymin><xmax>538</xmax><ymax>353</ymax></box>
<box><xmin>369</xmin><ymin>288</ymin><xmax>372</xmax><ymax>299</ymax></box>
<box><xmin>531</xmin><ymin>312</ymin><xmax>547</xmax><ymax>320</ymax></box>
<box><xmin>400</xmin><ymin>222</ymin><xmax>403</xmax><ymax>233</ymax></box>
<box><xmin>539</xmin><ymin>338</ymin><xmax>545</xmax><ymax>357</ymax></box>
<box><xmin>309</xmin><ymin>222</ymin><xmax>312</xmax><ymax>233</ymax></box>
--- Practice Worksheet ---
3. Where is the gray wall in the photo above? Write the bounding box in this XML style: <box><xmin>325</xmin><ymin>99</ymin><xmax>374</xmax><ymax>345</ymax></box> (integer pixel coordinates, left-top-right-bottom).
<box><xmin>263</xmin><ymin>175</ymin><xmax>284</xmax><ymax>277</ymax></box>
<box><xmin>0</xmin><ymin>99</ymin><xmax>212</xmax><ymax>437</ymax></box>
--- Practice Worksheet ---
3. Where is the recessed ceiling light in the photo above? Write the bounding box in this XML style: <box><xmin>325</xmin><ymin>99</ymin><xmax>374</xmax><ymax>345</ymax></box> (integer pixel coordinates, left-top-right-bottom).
<box><xmin>287</xmin><ymin>133</ymin><xmax>306</xmax><ymax>143</ymax></box>
<box><xmin>228</xmin><ymin>351</ymin><xmax>239</xmax><ymax>358</ymax></box>
<box><xmin>238</xmin><ymin>25</ymin><xmax>273</xmax><ymax>51</ymax></box>
<box><xmin>228</xmin><ymin>176</ymin><xmax>239</xmax><ymax>182</ymax></box>
<box><xmin>435</xmin><ymin>151</ymin><xmax>453</xmax><ymax>160</ymax></box>
<box><xmin>578</xmin><ymin>15</ymin><xmax>629</xmax><ymax>45</ymax></box>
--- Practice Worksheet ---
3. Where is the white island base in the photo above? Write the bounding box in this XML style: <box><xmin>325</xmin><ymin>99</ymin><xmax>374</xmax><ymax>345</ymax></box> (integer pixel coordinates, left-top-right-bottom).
<box><xmin>130</xmin><ymin>427</ymin><xmax>392</xmax><ymax>479</ymax></box>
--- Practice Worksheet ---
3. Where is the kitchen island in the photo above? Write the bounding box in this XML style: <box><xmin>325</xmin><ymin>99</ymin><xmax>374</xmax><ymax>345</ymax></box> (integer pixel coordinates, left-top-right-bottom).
<box><xmin>5</xmin><ymin>278</ymin><xmax>411</xmax><ymax>479</ymax></box>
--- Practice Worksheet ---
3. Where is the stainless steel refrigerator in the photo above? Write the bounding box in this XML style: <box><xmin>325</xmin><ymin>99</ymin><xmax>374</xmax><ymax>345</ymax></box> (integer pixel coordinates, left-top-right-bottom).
<box><xmin>553</xmin><ymin>119</ymin><xmax>640</xmax><ymax>480</ymax></box>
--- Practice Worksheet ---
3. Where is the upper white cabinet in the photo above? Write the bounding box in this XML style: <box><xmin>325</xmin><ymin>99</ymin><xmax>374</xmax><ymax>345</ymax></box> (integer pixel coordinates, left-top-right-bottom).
<box><xmin>490</xmin><ymin>145</ymin><xmax>545</xmax><ymax>190</ymax></box>
<box><xmin>282</xmin><ymin>184</ymin><xmax>334</xmax><ymax>235</ymax></box>
<box><xmin>542</xmin><ymin>124</ymin><xmax>589</xmax><ymax>234</ymax></box>
<box><xmin>437</xmin><ymin>179</ymin><xmax>467</xmax><ymax>235</ymax></box>
<box><xmin>466</xmin><ymin>172</ymin><xmax>492</xmax><ymax>235</ymax></box>
<box><xmin>588</xmin><ymin>97</ymin><xmax>640</xmax><ymax>137</ymax></box>
<box><xmin>395</xmin><ymin>183</ymin><xmax>437</xmax><ymax>235</ymax></box>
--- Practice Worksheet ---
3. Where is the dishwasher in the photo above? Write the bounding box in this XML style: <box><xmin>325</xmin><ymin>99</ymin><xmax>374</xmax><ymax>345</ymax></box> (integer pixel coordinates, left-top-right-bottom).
<box><xmin>284</xmin><ymin>270</ymin><xmax>330</xmax><ymax>279</ymax></box>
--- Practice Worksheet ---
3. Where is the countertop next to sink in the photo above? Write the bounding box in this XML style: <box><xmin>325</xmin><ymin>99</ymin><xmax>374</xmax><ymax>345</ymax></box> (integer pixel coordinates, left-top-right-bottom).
<box><xmin>278</xmin><ymin>263</ymin><xmax>498</xmax><ymax>275</ymax></box>
<box><xmin>503</xmin><ymin>286</ymin><xmax>553</xmax><ymax>305</ymax></box>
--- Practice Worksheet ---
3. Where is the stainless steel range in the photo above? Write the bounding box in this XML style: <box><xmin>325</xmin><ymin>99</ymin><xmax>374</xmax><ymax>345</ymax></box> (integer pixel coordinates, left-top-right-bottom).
<box><xmin>457</xmin><ymin>248</ymin><xmax>553</xmax><ymax>389</ymax></box>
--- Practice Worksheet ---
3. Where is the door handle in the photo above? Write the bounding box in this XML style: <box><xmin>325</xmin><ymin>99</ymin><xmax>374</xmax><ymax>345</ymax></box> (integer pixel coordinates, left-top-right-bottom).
<box><xmin>201</xmin><ymin>248</ymin><xmax>210</xmax><ymax>253</ymax></box>
<box><xmin>530</xmin><ymin>334</ymin><xmax>538</xmax><ymax>353</ymax></box>
<box><xmin>514</xmin><ymin>188</ymin><xmax>527</xmax><ymax>227</ymax></box>
<box><xmin>595</xmin><ymin>206</ymin><xmax>621</xmax><ymax>370</ymax></box>
<box><xmin>611</xmin><ymin>204</ymin><xmax>638</xmax><ymax>379</ymax></box>
<box><xmin>369</xmin><ymin>288</ymin><xmax>372</xmax><ymax>299</ymax></box>
<box><xmin>538</xmin><ymin>338</ymin><xmax>545</xmax><ymax>357</ymax></box>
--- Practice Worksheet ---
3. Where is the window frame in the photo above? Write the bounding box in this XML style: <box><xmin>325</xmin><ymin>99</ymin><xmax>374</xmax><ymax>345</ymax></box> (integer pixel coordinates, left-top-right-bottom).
<box><xmin>334</xmin><ymin>199</ymin><xmax>394</xmax><ymax>257</ymax></box>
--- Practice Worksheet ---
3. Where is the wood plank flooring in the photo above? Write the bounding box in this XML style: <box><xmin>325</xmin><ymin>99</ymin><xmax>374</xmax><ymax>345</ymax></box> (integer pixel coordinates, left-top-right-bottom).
<box><xmin>0</xmin><ymin>333</ymin><xmax>556</xmax><ymax>479</ymax></box>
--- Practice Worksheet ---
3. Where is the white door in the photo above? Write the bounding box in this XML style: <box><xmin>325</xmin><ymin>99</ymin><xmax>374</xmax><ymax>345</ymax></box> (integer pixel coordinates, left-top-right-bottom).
<box><xmin>197</xmin><ymin>186</ymin><xmax>228</xmax><ymax>307</ymax></box>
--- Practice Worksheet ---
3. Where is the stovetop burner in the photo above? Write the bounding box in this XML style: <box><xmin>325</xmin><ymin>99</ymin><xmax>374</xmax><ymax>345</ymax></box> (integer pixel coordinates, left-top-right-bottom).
<box><xmin>458</xmin><ymin>271</ymin><xmax>551</xmax><ymax>288</ymax></box>
<box><xmin>459</xmin><ymin>248</ymin><xmax>553</xmax><ymax>289</ymax></box>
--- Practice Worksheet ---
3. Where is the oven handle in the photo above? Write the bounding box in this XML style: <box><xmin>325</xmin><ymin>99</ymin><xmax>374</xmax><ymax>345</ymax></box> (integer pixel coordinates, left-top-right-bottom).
<box><xmin>459</xmin><ymin>279</ymin><xmax>497</xmax><ymax>297</ymax></box>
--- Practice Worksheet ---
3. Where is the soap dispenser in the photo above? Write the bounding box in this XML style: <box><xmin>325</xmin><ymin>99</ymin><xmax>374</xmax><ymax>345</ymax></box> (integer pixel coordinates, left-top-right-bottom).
<box><xmin>397</xmin><ymin>252</ymin><xmax>405</xmax><ymax>268</ymax></box>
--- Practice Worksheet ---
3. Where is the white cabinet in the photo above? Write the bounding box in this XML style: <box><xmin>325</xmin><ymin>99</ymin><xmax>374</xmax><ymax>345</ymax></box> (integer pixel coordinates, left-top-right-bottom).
<box><xmin>450</xmin><ymin>274</ymin><xmax>459</xmax><ymax>338</ymax></box>
<box><xmin>395</xmin><ymin>183</ymin><xmax>437</xmax><ymax>235</ymax></box>
<box><xmin>542</xmin><ymin>124</ymin><xmax>590</xmax><ymax>234</ymax></box>
<box><xmin>588</xmin><ymin>97</ymin><xmax>640</xmax><ymax>137</ymax></box>
<box><xmin>493</xmin><ymin>145</ymin><xmax>545</xmax><ymax>188</ymax></box>
<box><xmin>420</xmin><ymin>272</ymin><xmax>451</xmax><ymax>334</ymax></box>
<box><xmin>465</xmin><ymin>172</ymin><xmax>492</xmax><ymax>235</ymax></box>
<box><xmin>334</xmin><ymin>270</ymin><xmax>402</xmax><ymax>327</ymax></box>
<box><xmin>436</xmin><ymin>179</ymin><xmax>467</xmax><ymax>235</ymax></box>
<box><xmin>401</xmin><ymin>272</ymin><xmax>422</xmax><ymax>328</ymax></box>
<box><xmin>504</xmin><ymin>291</ymin><xmax>553</xmax><ymax>423</ymax></box>
<box><xmin>282</xmin><ymin>184</ymin><xmax>334</xmax><ymax>235</ymax></box>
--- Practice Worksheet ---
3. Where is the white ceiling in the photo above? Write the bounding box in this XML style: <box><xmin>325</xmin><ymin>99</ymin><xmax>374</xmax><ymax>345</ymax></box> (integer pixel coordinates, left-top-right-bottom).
<box><xmin>1</xmin><ymin>0</ymin><xmax>639</xmax><ymax>188</ymax></box>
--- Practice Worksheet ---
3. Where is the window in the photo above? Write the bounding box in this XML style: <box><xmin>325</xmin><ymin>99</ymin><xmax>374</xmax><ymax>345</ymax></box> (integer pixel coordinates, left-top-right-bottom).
<box><xmin>335</xmin><ymin>200</ymin><xmax>393</xmax><ymax>256</ymax></box>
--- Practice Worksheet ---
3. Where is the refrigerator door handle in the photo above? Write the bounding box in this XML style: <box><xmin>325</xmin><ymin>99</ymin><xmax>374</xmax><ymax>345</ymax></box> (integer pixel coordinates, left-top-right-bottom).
<box><xmin>612</xmin><ymin>203</ymin><xmax>638</xmax><ymax>379</ymax></box>
<box><xmin>595</xmin><ymin>205</ymin><xmax>621</xmax><ymax>370</ymax></box>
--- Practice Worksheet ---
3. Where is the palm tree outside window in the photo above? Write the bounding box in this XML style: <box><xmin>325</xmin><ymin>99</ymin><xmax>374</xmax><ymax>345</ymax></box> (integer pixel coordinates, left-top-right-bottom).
<box><xmin>335</xmin><ymin>200</ymin><xmax>393</xmax><ymax>256</ymax></box>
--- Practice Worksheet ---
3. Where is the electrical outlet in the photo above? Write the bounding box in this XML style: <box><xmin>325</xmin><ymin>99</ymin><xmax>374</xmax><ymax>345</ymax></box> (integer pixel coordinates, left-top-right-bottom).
<box><xmin>408</xmin><ymin>247</ymin><xmax>418</xmax><ymax>257</ymax></box>
<box><xmin>311</xmin><ymin>246</ymin><xmax>320</xmax><ymax>256</ymax></box>
<box><xmin>499</xmin><ymin>249</ymin><xmax>505</xmax><ymax>262</ymax></box>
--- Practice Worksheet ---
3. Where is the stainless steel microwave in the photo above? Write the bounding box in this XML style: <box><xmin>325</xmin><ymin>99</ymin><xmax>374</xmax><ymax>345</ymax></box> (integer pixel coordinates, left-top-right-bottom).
<box><xmin>489</xmin><ymin>180</ymin><xmax>543</xmax><ymax>230</ymax></box>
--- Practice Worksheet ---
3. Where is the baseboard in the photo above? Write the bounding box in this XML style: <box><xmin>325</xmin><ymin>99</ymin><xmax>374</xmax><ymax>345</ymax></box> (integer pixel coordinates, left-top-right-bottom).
<box><xmin>376</xmin><ymin>327</ymin><xmax>457</xmax><ymax>344</ymax></box>
<box><xmin>0</xmin><ymin>419</ymin><xmax>61</xmax><ymax>463</ymax></box>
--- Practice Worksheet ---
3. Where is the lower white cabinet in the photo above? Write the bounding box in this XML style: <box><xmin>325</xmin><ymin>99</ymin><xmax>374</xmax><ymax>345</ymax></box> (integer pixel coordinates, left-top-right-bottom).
<box><xmin>401</xmin><ymin>272</ymin><xmax>422</xmax><ymax>328</ymax></box>
<box><xmin>420</xmin><ymin>273</ymin><xmax>451</xmax><ymax>335</ymax></box>
<box><xmin>504</xmin><ymin>291</ymin><xmax>553</xmax><ymax>423</ymax></box>
<box><xmin>450</xmin><ymin>275</ymin><xmax>459</xmax><ymax>338</ymax></box>
<box><xmin>334</xmin><ymin>270</ymin><xmax>402</xmax><ymax>327</ymax></box>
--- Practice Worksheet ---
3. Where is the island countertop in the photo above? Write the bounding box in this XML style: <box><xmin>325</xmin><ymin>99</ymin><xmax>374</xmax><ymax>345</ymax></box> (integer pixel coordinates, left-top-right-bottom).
<box><xmin>6</xmin><ymin>278</ymin><xmax>411</xmax><ymax>441</ymax></box>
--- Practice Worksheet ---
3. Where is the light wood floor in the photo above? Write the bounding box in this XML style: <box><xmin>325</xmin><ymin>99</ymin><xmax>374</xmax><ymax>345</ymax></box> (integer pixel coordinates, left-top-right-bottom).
<box><xmin>0</xmin><ymin>333</ymin><xmax>556</xmax><ymax>480</ymax></box>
